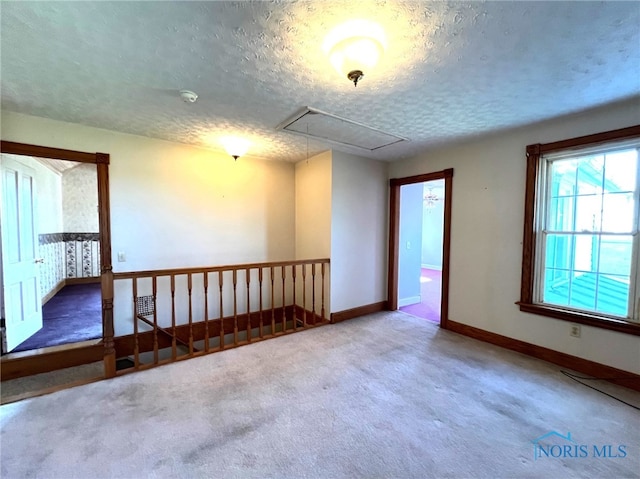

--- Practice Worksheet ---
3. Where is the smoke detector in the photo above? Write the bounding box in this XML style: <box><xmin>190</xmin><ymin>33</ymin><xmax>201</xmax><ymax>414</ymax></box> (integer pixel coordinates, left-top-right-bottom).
<box><xmin>180</xmin><ymin>90</ymin><xmax>198</xmax><ymax>103</ymax></box>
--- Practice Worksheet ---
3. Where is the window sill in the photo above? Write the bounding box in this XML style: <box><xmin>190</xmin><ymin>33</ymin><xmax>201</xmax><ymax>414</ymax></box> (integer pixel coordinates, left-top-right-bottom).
<box><xmin>517</xmin><ymin>302</ymin><xmax>640</xmax><ymax>336</ymax></box>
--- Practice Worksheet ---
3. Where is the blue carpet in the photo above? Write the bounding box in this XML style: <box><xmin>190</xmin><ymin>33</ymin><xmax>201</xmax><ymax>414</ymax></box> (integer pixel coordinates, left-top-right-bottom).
<box><xmin>12</xmin><ymin>284</ymin><xmax>102</xmax><ymax>352</ymax></box>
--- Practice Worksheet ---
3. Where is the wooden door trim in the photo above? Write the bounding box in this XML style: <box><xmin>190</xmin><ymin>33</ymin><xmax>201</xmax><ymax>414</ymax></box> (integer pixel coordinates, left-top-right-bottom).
<box><xmin>0</xmin><ymin>141</ymin><xmax>115</xmax><ymax>378</ymax></box>
<box><xmin>388</xmin><ymin>169</ymin><xmax>453</xmax><ymax>329</ymax></box>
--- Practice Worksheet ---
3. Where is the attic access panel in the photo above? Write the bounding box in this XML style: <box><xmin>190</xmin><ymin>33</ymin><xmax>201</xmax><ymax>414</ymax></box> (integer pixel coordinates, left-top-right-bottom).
<box><xmin>277</xmin><ymin>107</ymin><xmax>408</xmax><ymax>151</ymax></box>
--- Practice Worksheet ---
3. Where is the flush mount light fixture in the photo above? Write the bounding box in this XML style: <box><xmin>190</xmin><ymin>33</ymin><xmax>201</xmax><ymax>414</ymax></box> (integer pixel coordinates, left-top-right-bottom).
<box><xmin>220</xmin><ymin>136</ymin><xmax>251</xmax><ymax>160</ymax></box>
<box><xmin>323</xmin><ymin>20</ymin><xmax>386</xmax><ymax>87</ymax></box>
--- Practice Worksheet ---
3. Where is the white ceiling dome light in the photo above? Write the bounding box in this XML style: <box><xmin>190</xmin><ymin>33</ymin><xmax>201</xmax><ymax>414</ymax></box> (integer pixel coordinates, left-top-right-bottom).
<box><xmin>220</xmin><ymin>136</ymin><xmax>251</xmax><ymax>161</ymax></box>
<box><xmin>323</xmin><ymin>20</ymin><xmax>387</xmax><ymax>87</ymax></box>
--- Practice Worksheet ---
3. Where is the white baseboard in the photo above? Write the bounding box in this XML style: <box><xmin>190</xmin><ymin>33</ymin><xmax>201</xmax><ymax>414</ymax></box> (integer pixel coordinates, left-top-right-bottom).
<box><xmin>398</xmin><ymin>295</ymin><xmax>421</xmax><ymax>307</ymax></box>
<box><xmin>421</xmin><ymin>264</ymin><xmax>442</xmax><ymax>271</ymax></box>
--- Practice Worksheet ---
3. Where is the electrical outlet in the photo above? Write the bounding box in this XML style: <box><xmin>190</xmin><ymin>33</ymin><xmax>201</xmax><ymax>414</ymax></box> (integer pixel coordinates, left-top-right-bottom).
<box><xmin>570</xmin><ymin>324</ymin><xmax>581</xmax><ymax>338</ymax></box>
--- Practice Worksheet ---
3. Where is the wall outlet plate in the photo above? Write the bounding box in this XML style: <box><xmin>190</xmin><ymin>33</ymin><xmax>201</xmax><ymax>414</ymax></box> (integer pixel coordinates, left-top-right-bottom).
<box><xmin>570</xmin><ymin>324</ymin><xmax>581</xmax><ymax>338</ymax></box>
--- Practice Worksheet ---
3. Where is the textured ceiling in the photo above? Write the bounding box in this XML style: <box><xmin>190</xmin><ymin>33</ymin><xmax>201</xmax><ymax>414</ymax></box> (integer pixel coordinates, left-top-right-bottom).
<box><xmin>1</xmin><ymin>1</ymin><xmax>639</xmax><ymax>162</ymax></box>
<box><xmin>35</xmin><ymin>157</ymin><xmax>79</xmax><ymax>174</ymax></box>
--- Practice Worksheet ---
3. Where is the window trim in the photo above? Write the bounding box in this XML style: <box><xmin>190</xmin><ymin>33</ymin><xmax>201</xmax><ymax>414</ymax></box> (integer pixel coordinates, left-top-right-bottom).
<box><xmin>519</xmin><ymin>125</ymin><xmax>640</xmax><ymax>336</ymax></box>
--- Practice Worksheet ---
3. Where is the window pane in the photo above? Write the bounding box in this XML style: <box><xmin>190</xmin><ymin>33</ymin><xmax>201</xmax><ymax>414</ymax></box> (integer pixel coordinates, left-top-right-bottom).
<box><xmin>576</xmin><ymin>155</ymin><xmax>604</xmax><ymax>195</ymax></box>
<box><xmin>543</xmin><ymin>268</ymin><xmax>569</xmax><ymax>306</ymax></box>
<box><xmin>550</xmin><ymin>159</ymin><xmax>576</xmax><ymax>197</ymax></box>
<box><xmin>538</xmin><ymin>141</ymin><xmax>637</xmax><ymax>321</ymax></box>
<box><xmin>601</xmin><ymin>193</ymin><xmax>636</xmax><ymax>233</ymax></box>
<box><xmin>604</xmin><ymin>149</ymin><xmax>637</xmax><ymax>193</ymax></box>
<box><xmin>574</xmin><ymin>235</ymin><xmax>598</xmax><ymax>273</ymax></box>
<box><xmin>544</xmin><ymin>234</ymin><xmax>574</xmax><ymax>271</ymax></box>
<box><xmin>595</xmin><ymin>274</ymin><xmax>630</xmax><ymax>317</ymax></box>
<box><xmin>598</xmin><ymin>235</ymin><xmax>633</xmax><ymax>276</ymax></box>
<box><xmin>574</xmin><ymin>194</ymin><xmax>601</xmax><ymax>232</ymax></box>
<box><xmin>547</xmin><ymin>197</ymin><xmax>574</xmax><ymax>231</ymax></box>
<box><xmin>568</xmin><ymin>271</ymin><xmax>596</xmax><ymax>311</ymax></box>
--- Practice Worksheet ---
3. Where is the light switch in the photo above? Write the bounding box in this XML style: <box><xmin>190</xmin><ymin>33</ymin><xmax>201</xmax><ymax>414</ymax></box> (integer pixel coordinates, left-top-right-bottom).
<box><xmin>406</xmin><ymin>241</ymin><xmax>411</xmax><ymax>249</ymax></box>
<box><xmin>117</xmin><ymin>251</ymin><xmax>126</xmax><ymax>262</ymax></box>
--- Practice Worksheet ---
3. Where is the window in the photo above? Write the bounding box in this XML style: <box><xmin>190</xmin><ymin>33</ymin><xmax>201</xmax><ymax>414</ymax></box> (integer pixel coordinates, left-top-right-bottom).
<box><xmin>520</xmin><ymin>126</ymin><xmax>640</xmax><ymax>335</ymax></box>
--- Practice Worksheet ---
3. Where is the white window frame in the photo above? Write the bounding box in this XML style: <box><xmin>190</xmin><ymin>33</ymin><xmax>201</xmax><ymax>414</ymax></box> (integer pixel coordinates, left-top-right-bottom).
<box><xmin>532</xmin><ymin>140</ymin><xmax>640</xmax><ymax>323</ymax></box>
<box><xmin>520</xmin><ymin>126</ymin><xmax>640</xmax><ymax>336</ymax></box>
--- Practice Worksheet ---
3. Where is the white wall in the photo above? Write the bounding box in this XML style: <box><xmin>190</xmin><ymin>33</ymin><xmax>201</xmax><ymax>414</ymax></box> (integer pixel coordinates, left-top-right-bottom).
<box><xmin>389</xmin><ymin>99</ymin><xmax>640</xmax><ymax>374</ymax></box>
<box><xmin>1</xmin><ymin>111</ymin><xmax>296</xmax><ymax>335</ymax></box>
<box><xmin>62</xmin><ymin>163</ymin><xmax>98</xmax><ymax>232</ymax></box>
<box><xmin>295</xmin><ymin>151</ymin><xmax>332</xmax><ymax>318</ymax></box>
<box><xmin>330</xmin><ymin>151</ymin><xmax>388</xmax><ymax>313</ymax></box>
<box><xmin>295</xmin><ymin>151</ymin><xmax>332</xmax><ymax>260</ymax></box>
<box><xmin>421</xmin><ymin>180</ymin><xmax>445</xmax><ymax>269</ymax></box>
<box><xmin>1</xmin><ymin>112</ymin><xmax>296</xmax><ymax>269</ymax></box>
<box><xmin>398</xmin><ymin>183</ymin><xmax>423</xmax><ymax>305</ymax></box>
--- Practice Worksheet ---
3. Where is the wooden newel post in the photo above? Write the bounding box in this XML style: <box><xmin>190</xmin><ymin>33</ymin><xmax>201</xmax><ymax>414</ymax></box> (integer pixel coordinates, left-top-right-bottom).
<box><xmin>102</xmin><ymin>271</ymin><xmax>116</xmax><ymax>378</ymax></box>
<box><xmin>97</xmin><ymin>155</ymin><xmax>116</xmax><ymax>378</ymax></box>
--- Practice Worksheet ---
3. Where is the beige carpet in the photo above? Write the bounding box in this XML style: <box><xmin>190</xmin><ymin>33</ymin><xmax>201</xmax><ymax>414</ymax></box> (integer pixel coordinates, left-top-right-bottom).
<box><xmin>1</xmin><ymin>311</ymin><xmax>638</xmax><ymax>478</ymax></box>
<box><xmin>1</xmin><ymin>362</ymin><xmax>104</xmax><ymax>401</ymax></box>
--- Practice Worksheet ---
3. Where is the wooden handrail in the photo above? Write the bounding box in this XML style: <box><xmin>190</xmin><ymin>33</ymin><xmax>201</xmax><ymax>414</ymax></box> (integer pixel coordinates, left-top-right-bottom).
<box><xmin>113</xmin><ymin>258</ymin><xmax>330</xmax><ymax>280</ymax></box>
<box><xmin>113</xmin><ymin>258</ymin><xmax>330</xmax><ymax>374</ymax></box>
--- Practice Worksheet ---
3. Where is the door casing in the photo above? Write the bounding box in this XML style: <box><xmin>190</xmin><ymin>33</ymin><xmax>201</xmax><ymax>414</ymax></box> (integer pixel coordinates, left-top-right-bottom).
<box><xmin>388</xmin><ymin>169</ymin><xmax>453</xmax><ymax>329</ymax></box>
<box><xmin>0</xmin><ymin>141</ymin><xmax>116</xmax><ymax>377</ymax></box>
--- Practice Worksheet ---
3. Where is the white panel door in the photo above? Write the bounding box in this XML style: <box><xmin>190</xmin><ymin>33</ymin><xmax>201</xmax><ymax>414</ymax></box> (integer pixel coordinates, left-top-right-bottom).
<box><xmin>1</xmin><ymin>156</ymin><xmax>43</xmax><ymax>352</ymax></box>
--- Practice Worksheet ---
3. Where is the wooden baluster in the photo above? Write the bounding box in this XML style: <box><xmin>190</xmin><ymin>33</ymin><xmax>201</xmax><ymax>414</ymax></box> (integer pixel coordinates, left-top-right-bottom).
<box><xmin>312</xmin><ymin>263</ymin><xmax>317</xmax><ymax>325</ymax></box>
<box><xmin>218</xmin><ymin>271</ymin><xmax>224</xmax><ymax>351</ymax></box>
<box><xmin>233</xmin><ymin>270</ymin><xmax>238</xmax><ymax>345</ymax></box>
<box><xmin>188</xmin><ymin>273</ymin><xmax>194</xmax><ymax>355</ymax></box>
<box><xmin>258</xmin><ymin>268</ymin><xmax>264</xmax><ymax>338</ymax></box>
<box><xmin>281</xmin><ymin>266</ymin><xmax>286</xmax><ymax>333</ymax></box>
<box><xmin>246</xmin><ymin>268</ymin><xmax>252</xmax><ymax>343</ymax></box>
<box><xmin>292</xmin><ymin>264</ymin><xmax>297</xmax><ymax>331</ymax></box>
<box><xmin>132</xmin><ymin>278</ymin><xmax>139</xmax><ymax>368</ymax></box>
<box><xmin>302</xmin><ymin>264</ymin><xmax>307</xmax><ymax>328</ymax></box>
<box><xmin>204</xmin><ymin>272</ymin><xmax>209</xmax><ymax>353</ymax></box>
<box><xmin>152</xmin><ymin>276</ymin><xmax>158</xmax><ymax>364</ymax></box>
<box><xmin>270</xmin><ymin>267</ymin><xmax>275</xmax><ymax>335</ymax></box>
<box><xmin>321</xmin><ymin>263</ymin><xmax>326</xmax><ymax>322</ymax></box>
<box><xmin>171</xmin><ymin>275</ymin><xmax>177</xmax><ymax>360</ymax></box>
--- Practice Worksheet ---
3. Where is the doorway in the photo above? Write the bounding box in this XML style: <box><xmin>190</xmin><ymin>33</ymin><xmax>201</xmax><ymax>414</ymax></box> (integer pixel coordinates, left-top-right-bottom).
<box><xmin>388</xmin><ymin>169</ymin><xmax>453</xmax><ymax>328</ymax></box>
<box><xmin>397</xmin><ymin>179</ymin><xmax>445</xmax><ymax>323</ymax></box>
<box><xmin>1</xmin><ymin>154</ymin><xmax>102</xmax><ymax>352</ymax></box>
<box><xmin>0</xmin><ymin>141</ymin><xmax>115</xmax><ymax>380</ymax></box>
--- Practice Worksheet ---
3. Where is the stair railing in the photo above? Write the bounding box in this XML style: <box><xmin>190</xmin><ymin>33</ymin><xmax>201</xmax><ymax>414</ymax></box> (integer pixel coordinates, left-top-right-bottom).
<box><xmin>112</xmin><ymin>258</ymin><xmax>329</xmax><ymax>372</ymax></box>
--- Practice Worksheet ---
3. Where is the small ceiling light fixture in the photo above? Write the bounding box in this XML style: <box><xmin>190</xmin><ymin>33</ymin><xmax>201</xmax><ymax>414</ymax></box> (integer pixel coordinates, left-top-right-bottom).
<box><xmin>220</xmin><ymin>136</ymin><xmax>251</xmax><ymax>161</ymax></box>
<box><xmin>323</xmin><ymin>20</ymin><xmax>386</xmax><ymax>87</ymax></box>
<box><xmin>179</xmin><ymin>90</ymin><xmax>198</xmax><ymax>103</ymax></box>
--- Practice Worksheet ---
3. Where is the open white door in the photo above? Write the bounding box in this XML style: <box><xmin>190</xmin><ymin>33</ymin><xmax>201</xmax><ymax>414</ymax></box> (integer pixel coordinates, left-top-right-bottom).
<box><xmin>1</xmin><ymin>156</ymin><xmax>43</xmax><ymax>352</ymax></box>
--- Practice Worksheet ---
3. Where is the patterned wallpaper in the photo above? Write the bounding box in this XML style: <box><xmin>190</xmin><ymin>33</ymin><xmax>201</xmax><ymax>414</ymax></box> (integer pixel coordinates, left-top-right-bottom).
<box><xmin>38</xmin><ymin>164</ymin><xmax>100</xmax><ymax>300</ymax></box>
<box><xmin>39</xmin><ymin>234</ymin><xmax>65</xmax><ymax>297</ymax></box>
<box><xmin>62</xmin><ymin>163</ymin><xmax>98</xmax><ymax>232</ymax></box>
<box><xmin>39</xmin><ymin>233</ymin><xmax>100</xmax><ymax>299</ymax></box>
<box><xmin>64</xmin><ymin>233</ymin><xmax>101</xmax><ymax>278</ymax></box>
